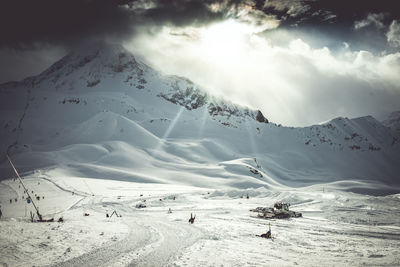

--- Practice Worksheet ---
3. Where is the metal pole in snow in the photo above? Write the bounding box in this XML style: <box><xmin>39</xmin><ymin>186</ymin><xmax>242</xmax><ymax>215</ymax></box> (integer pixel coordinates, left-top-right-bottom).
<box><xmin>6</xmin><ymin>154</ymin><xmax>42</xmax><ymax>220</ymax></box>
<box><xmin>83</xmin><ymin>179</ymin><xmax>94</xmax><ymax>196</ymax></box>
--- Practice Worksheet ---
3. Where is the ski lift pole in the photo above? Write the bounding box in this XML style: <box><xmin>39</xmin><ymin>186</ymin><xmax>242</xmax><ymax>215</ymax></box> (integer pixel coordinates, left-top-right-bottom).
<box><xmin>6</xmin><ymin>154</ymin><xmax>42</xmax><ymax>220</ymax></box>
<box><xmin>83</xmin><ymin>179</ymin><xmax>94</xmax><ymax>196</ymax></box>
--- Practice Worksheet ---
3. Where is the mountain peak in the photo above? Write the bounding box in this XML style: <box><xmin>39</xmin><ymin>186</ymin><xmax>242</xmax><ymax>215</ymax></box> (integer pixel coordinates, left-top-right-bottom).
<box><xmin>11</xmin><ymin>41</ymin><xmax>269</xmax><ymax>127</ymax></box>
<box><xmin>27</xmin><ymin>41</ymin><xmax>140</xmax><ymax>89</ymax></box>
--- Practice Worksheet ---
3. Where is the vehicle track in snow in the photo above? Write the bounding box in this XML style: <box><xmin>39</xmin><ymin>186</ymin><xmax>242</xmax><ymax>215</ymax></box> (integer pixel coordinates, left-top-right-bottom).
<box><xmin>40</xmin><ymin>176</ymin><xmax>89</xmax><ymax>197</ymax></box>
<box><xmin>39</xmin><ymin>178</ymin><xmax>204</xmax><ymax>267</ymax></box>
<box><xmin>127</xmin><ymin>219</ymin><xmax>203</xmax><ymax>267</ymax></box>
<box><xmin>50</xmin><ymin>217</ymin><xmax>150</xmax><ymax>267</ymax></box>
<box><xmin>49</xmin><ymin>212</ymin><xmax>203</xmax><ymax>267</ymax></box>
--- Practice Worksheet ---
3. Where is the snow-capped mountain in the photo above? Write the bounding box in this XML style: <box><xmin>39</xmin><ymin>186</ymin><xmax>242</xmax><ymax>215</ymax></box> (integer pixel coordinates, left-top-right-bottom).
<box><xmin>0</xmin><ymin>42</ymin><xmax>399</xmax><ymax>193</ymax></box>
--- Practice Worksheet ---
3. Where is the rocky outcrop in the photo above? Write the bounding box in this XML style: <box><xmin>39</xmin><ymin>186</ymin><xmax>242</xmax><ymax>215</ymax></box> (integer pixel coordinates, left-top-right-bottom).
<box><xmin>158</xmin><ymin>79</ymin><xmax>208</xmax><ymax>110</ymax></box>
<box><xmin>256</xmin><ymin>110</ymin><xmax>268</xmax><ymax>123</ymax></box>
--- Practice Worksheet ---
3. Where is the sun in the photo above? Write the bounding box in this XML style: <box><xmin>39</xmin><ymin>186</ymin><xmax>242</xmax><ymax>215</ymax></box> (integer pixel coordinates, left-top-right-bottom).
<box><xmin>199</xmin><ymin>19</ymin><xmax>255</xmax><ymax>62</ymax></box>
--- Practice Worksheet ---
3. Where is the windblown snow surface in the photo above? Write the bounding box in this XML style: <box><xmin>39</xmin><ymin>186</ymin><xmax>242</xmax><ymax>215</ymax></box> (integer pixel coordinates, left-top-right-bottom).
<box><xmin>0</xmin><ymin>43</ymin><xmax>399</xmax><ymax>266</ymax></box>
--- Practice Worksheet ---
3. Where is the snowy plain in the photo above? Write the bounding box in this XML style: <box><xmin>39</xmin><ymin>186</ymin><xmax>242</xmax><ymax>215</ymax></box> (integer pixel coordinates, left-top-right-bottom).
<box><xmin>1</xmin><ymin>174</ymin><xmax>400</xmax><ymax>266</ymax></box>
<box><xmin>0</xmin><ymin>43</ymin><xmax>400</xmax><ymax>266</ymax></box>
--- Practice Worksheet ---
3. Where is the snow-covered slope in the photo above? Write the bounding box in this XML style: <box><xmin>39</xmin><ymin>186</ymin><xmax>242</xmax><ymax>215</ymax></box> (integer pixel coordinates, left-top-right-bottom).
<box><xmin>0</xmin><ymin>42</ymin><xmax>399</xmax><ymax>194</ymax></box>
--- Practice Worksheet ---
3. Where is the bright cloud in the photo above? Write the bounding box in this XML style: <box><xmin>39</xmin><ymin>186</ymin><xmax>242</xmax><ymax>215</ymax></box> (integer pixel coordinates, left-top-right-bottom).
<box><xmin>127</xmin><ymin>19</ymin><xmax>400</xmax><ymax>126</ymax></box>
<box><xmin>387</xmin><ymin>20</ymin><xmax>400</xmax><ymax>47</ymax></box>
<box><xmin>354</xmin><ymin>13</ymin><xmax>386</xmax><ymax>30</ymax></box>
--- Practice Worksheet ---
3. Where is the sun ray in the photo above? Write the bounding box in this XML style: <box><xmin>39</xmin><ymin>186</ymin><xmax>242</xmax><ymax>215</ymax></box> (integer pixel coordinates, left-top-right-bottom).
<box><xmin>197</xmin><ymin>107</ymin><xmax>210</xmax><ymax>139</ymax></box>
<box><xmin>156</xmin><ymin>106</ymin><xmax>185</xmax><ymax>150</ymax></box>
<box><xmin>245</xmin><ymin>119</ymin><xmax>258</xmax><ymax>156</ymax></box>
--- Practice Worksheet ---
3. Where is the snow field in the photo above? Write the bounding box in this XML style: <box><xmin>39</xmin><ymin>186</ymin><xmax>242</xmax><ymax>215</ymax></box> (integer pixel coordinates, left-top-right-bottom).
<box><xmin>1</xmin><ymin>174</ymin><xmax>400</xmax><ymax>266</ymax></box>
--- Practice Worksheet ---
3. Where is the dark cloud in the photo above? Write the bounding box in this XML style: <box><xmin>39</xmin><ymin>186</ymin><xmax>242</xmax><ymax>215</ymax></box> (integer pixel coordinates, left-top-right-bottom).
<box><xmin>0</xmin><ymin>0</ymin><xmax>228</xmax><ymax>82</ymax></box>
<box><xmin>1</xmin><ymin>0</ymin><xmax>400</xmax><ymax>87</ymax></box>
<box><xmin>134</xmin><ymin>0</ymin><xmax>223</xmax><ymax>27</ymax></box>
<box><xmin>257</xmin><ymin>0</ymin><xmax>400</xmax><ymax>53</ymax></box>
<box><xmin>0</xmin><ymin>0</ymin><xmax>135</xmax><ymax>48</ymax></box>
<box><xmin>0</xmin><ymin>45</ymin><xmax>65</xmax><ymax>83</ymax></box>
<box><xmin>266</xmin><ymin>0</ymin><xmax>400</xmax><ymax>25</ymax></box>
<box><xmin>1</xmin><ymin>0</ymin><xmax>399</xmax><ymax>49</ymax></box>
<box><xmin>0</xmin><ymin>0</ymin><xmax>227</xmax><ymax>49</ymax></box>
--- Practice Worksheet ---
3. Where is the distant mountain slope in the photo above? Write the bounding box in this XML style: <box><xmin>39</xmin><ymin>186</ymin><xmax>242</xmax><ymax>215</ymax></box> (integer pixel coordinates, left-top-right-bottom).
<box><xmin>382</xmin><ymin>111</ymin><xmax>400</xmax><ymax>133</ymax></box>
<box><xmin>0</xmin><ymin>42</ymin><xmax>399</xmax><ymax>193</ymax></box>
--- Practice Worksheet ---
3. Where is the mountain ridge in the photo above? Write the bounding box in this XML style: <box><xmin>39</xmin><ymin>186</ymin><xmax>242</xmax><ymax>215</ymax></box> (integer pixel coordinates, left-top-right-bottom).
<box><xmin>0</xmin><ymin>42</ymin><xmax>399</xmax><ymax>194</ymax></box>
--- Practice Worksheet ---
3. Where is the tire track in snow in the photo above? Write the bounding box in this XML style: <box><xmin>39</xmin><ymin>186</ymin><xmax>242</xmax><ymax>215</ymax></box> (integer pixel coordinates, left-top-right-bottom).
<box><xmin>40</xmin><ymin>177</ymin><xmax>89</xmax><ymax>197</ymax></box>
<box><xmin>49</xmin><ymin>213</ymin><xmax>203</xmax><ymax>267</ymax></box>
<box><xmin>127</xmin><ymin>219</ymin><xmax>203</xmax><ymax>267</ymax></box>
<box><xmin>38</xmin><ymin>176</ymin><xmax>204</xmax><ymax>266</ymax></box>
<box><xmin>49</xmin><ymin>217</ymin><xmax>151</xmax><ymax>267</ymax></box>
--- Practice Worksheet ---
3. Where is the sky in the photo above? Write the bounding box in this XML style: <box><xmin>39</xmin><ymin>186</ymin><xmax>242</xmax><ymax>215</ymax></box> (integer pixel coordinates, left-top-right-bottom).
<box><xmin>1</xmin><ymin>0</ymin><xmax>400</xmax><ymax>126</ymax></box>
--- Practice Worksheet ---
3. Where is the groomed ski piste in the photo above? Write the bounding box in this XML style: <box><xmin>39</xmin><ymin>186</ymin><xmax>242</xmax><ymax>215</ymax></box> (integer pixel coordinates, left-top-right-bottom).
<box><xmin>1</xmin><ymin>43</ymin><xmax>400</xmax><ymax>266</ymax></box>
